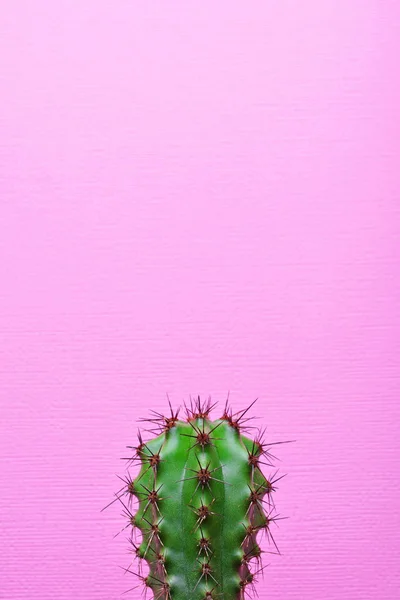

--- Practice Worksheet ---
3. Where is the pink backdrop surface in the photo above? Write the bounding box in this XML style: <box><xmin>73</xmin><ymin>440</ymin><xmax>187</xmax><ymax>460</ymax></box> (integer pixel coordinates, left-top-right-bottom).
<box><xmin>1</xmin><ymin>2</ymin><xmax>399</xmax><ymax>599</ymax></box>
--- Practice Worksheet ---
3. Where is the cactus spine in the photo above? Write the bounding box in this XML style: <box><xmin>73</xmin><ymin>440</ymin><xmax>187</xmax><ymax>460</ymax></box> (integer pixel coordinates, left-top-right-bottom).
<box><xmin>112</xmin><ymin>396</ymin><xmax>285</xmax><ymax>600</ymax></box>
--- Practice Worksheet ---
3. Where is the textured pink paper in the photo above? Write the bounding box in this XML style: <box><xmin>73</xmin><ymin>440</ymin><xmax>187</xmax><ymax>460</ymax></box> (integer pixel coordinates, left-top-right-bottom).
<box><xmin>1</xmin><ymin>1</ymin><xmax>399</xmax><ymax>599</ymax></box>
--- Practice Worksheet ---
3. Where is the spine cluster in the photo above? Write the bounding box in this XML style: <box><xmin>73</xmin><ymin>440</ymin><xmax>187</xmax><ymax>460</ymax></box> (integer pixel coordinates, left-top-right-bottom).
<box><xmin>105</xmin><ymin>396</ymin><xmax>286</xmax><ymax>600</ymax></box>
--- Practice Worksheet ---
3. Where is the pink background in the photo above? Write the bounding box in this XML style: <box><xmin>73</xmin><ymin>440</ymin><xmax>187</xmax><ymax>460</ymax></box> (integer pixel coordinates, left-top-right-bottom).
<box><xmin>1</xmin><ymin>2</ymin><xmax>399</xmax><ymax>599</ymax></box>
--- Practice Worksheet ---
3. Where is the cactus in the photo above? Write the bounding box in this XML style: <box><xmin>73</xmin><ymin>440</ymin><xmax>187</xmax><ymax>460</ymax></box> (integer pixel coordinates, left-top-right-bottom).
<box><xmin>108</xmin><ymin>396</ymin><xmax>287</xmax><ymax>600</ymax></box>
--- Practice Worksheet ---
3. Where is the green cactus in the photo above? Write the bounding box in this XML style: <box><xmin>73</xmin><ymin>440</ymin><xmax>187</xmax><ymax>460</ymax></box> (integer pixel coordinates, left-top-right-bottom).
<box><xmin>110</xmin><ymin>396</ymin><xmax>286</xmax><ymax>600</ymax></box>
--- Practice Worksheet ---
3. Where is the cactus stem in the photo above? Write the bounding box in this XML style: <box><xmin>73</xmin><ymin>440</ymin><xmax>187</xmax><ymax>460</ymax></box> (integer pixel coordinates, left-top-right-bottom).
<box><xmin>134</xmin><ymin>463</ymin><xmax>155</xmax><ymax>484</ymax></box>
<box><xmin>107</xmin><ymin>396</ymin><xmax>288</xmax><ymax>599</ymax></box>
